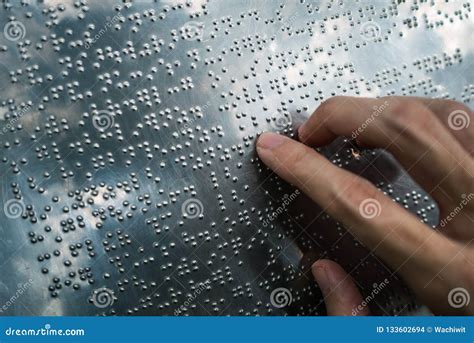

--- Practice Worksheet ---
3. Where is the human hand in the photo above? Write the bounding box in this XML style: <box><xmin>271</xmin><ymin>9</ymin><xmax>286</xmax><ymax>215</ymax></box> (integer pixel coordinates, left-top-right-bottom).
<box><xmin>257</xmin><ymin>96</ymin><xmax>473</xmax><ymax>315</ymax></box>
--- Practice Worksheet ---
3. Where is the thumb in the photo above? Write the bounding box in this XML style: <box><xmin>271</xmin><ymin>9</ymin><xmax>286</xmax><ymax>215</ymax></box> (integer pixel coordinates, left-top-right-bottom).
<box><xmin>312</xmin><ymin>259</ymin><xmax>370</xmax><ymax>316</ymax></box>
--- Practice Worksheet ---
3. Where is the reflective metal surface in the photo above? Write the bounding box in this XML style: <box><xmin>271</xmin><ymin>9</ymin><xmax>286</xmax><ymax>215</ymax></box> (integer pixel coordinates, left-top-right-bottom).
<box><xmin>0</xmin><ymin>0</ymin><xmax>472</xmax><ymax>316</ymax></box>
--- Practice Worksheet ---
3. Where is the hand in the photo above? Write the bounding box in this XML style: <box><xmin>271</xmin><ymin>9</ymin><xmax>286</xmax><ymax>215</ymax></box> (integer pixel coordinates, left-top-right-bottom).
<box><xmin>256</xmin><ymin>96</ymin><xmax>473</xmax><ymax>315</ymax></box>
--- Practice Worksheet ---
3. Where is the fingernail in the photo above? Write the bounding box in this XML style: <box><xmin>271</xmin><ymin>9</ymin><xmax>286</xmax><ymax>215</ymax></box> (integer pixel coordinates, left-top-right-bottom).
<box><xmin>311</xmin><ymin>262</ymin><xmax>330</xmax><ymax>292</ymax></box>
<box><xmin>257</xmin><ymin>132</ymin><xmax>285</xmax><ymax>150</ymax></box>
<box><xmin>297</xmin><ymin>123</ymin><xmax>308</xmax><ymax>141</ymax></box>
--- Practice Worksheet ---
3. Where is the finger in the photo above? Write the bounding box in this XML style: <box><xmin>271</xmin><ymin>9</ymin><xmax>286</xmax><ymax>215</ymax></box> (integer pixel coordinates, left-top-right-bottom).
<box><xmin>413</xmin><ymin>97</ymin><xmax>473</xmax><ymax>155</ymax></box>
<box><xmin>316</xmin><ymin>96</ymin><xmax>474</xmax><ymax>155</ymax></box>
<box><xmin>412</xmin><ymin>98</ymin><xmax>474</xmax><ymax>240</ymax></box>
<box><xmin>297</xmin><ymin>96</ymin><xmax>474</xmax><ymax>225</ymax></box>
<box><xmin>256</xmin><ymin>132</ymin><xmax>461</xmax><ymax>284</ymax></box>
<box><xmin>257</xmin><ymin>132</ymin><xmax>472</xmax><ymax>315</ymax></box>
<box><xmin>312</xmin><ymin>259</ymin><xmax>369</xmax><ymax>316</ymax></box>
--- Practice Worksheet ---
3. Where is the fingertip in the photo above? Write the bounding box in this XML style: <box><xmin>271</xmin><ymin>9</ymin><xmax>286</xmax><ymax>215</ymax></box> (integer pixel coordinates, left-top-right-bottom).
<box><xmin>297</xmin><ymin>123</ymin><xmax>309</xmax><ymax>143</ymax></box>
<box><xmin>311</xmin><ymin>259</ymin><xmax>341</xmax><ymax>292</ymax></box>
<box><xmin>311</xmin><ymin>259</ymin><xmax>369</xmax><ymax>316</ymax></box>
<box><xmin>311</xmin><ymin>259</ymin><xmax>331</xmax><ymax>279</ymax></box>
<box><xmin>257</xmin><ymin>132</ymin><xmax>286</xmax><ymax>150</ymax></box>
<box><xmin>311</xmin><ymin>260</ymin><xmax>330</xmax><ymax>292</ymax></box>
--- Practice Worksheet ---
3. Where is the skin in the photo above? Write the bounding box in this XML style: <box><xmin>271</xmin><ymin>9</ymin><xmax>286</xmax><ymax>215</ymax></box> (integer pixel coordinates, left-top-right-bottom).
<box><xmin>256</xmin><ymin>96</ymin><xmax>474</xmax><ymax>315</ymax></box>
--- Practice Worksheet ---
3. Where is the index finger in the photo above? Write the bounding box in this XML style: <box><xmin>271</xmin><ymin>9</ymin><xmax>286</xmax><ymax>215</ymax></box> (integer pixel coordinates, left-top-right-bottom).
<box><xmin>295</xmin><ymin>96</ymin><xmax>474</xmax><ymax>237</ymax></box>
<box><xmin>256</xmin><ymin>132</ymin><xmax>465</xmax><ymax>310</ymax></box>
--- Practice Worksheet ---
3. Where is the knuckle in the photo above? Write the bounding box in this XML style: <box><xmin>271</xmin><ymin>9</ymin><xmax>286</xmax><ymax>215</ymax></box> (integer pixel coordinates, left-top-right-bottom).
<box><xmin>330</xmin><ymin>176</ymin><xmax>380</xmax><ymax>218</ymax></box>
<box><xmin>287</xmin><ymin>145</ymin><xmax>309</xmax><ymax>168</ymax></box>
<box><xmin>346</xmin><ymin>177</ymin><xmax>380</xmax><ymax>204</ymax></box>
<box><xmin>318</xmin><ymin>96</ymin><xmax>347</xmax><ymax>117</ymax></box>
<box><xmin>443</xmin><ymin>99</ymin><xmax>472</xmax><ymax>116</ymax></box>
<box><xmin>386</xmin><ymin>101</ymin><xmax>436</xmax><ymax>132</ymax></box>
<box><xmin>283</xmin><ymin>146</ymin><xmax>315</xmax><ymax>185</ymax></box>
<box><xmin>444</xmin><ymin>100</ymin><xmax>474</xmax><ymax>139</ymax></box>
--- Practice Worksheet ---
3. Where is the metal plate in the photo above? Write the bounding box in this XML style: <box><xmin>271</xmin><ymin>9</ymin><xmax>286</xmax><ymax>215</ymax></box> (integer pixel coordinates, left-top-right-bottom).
<box><xmin>0</xmin><ymin>0</ymin><xmax>472</xmax><ymax>316</ymax></box>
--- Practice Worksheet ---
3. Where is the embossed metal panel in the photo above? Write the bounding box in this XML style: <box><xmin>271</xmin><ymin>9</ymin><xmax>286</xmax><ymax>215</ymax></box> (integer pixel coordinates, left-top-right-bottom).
<box><xmin>0</xmin><ymin>0</ymin><xmax>472</xmax><ymax>316</ymax></box>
